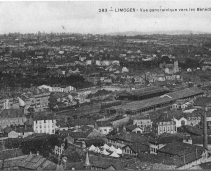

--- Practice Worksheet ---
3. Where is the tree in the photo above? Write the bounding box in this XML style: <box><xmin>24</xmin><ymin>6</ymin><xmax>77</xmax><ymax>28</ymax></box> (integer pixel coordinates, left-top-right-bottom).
<box><xmin>48</xmin><ymin>93</ymin><xmax>58</xmax><ymax>110</ymax></box>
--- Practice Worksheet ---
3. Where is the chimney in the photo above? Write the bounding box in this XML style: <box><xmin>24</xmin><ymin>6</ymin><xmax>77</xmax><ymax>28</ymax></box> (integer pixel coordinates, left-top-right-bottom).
<box><xmin>203</xmin><ymin>107</ymin><xmax>208</xmax><ymax>150</ymax></box>
<box><xmin>37</xmin><ymin>151</ymin><xmax>39</xmax><ymax>156</ymax></box>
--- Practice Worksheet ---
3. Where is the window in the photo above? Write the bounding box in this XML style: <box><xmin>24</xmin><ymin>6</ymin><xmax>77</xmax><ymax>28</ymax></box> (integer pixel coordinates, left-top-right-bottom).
<box><xmin>163</xmin><ymin>127</ymin><xmax>166</xmax><ymax>132</ymax></box>
<box><xmin>181</xmin><ymin>120</ymin><xmax>185</xmax><ymax>126</ymax></box>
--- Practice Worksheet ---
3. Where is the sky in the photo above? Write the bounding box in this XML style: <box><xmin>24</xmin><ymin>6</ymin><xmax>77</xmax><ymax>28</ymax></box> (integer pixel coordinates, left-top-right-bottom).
<box><xmin>0</xmin><ymin>0</ymin><xmax>211</xmax><ymax>34</ymax></box>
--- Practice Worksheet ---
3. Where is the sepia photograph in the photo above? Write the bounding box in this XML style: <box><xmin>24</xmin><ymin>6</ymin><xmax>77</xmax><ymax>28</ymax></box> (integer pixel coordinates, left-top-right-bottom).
<box><xmin>1</xmin><ymin>0</ymin><xmax>211</xmax><ymax>170</ymax></box>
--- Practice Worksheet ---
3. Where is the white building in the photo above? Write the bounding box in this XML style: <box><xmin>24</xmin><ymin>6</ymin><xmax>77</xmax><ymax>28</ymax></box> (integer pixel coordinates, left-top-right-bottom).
<box><xmin>33</xmin><ymin>112</ymin><xmax>56</xmax><ymax>134</ymax></box>
<box><xmin>38</xmin><ymin>85</ymin><xmax>76</xmax><ymax>93</ymax></box>
<box><xmin>96</xmin><ymin>122</ymin><xmax>113</xmax><ymax>135</ymax></box>
<box><xmin>173</xmin><ymin>116</ymin><xmax>188</xmax><ymax>128</ymax></box>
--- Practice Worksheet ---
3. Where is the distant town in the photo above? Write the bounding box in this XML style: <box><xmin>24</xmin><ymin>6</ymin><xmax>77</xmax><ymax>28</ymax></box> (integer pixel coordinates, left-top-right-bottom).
<box><xmin>1</xmin><ymin>32</ymin><xmax>211</xmax><ymax>170</ymax></box>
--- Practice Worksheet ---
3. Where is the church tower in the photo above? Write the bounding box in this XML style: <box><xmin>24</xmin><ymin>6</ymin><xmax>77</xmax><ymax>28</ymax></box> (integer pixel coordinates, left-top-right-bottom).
<box><xmin>84</xmin><ymin>150</ymin><xmax>92</xmax><ymax>170</ymax></box>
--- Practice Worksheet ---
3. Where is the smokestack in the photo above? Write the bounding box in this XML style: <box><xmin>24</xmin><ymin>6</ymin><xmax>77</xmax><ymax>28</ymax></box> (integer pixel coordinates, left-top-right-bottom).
<box><xmin>203</xmin><ymin>107</ymin><xmax>208</xmax><ymax>150</ymax></box>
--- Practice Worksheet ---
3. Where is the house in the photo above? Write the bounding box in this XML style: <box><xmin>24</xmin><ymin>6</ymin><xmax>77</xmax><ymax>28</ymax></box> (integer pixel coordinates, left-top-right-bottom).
<box><xmin>60</xmin><ymin>127</ymin><xmax>103</xmax><ymax>146</ymax></box>
<box><xmin>125</xmin><ymin>124</ymin><xmax>143</xmax><ymax>134</ymax></box>
<box><xmin>109</xmin><ymin>115</ymin><xmax>131</xmax><ymax>129</ymax></box>
<box><xmin>96</xmin><ymin>121</ymin><xmax>113</xmax><ymax>135</ymax></box>
<box><xmin>122</xmin><ymin>67</ymin><xmax>129</xmax><ymax>73</ymax></box>
<box><xmin>160</xmin><ymin>110</ymin><xmax>188</xmax><ymax>128</ymax></box>
<box><xmin>173</xmin><ymin>114</ymin><xmax>188</xmax><ymax>128</ymax></box>
<box><xmin>33</xmin><ymin>111</ymin><xmax>56</xmax><ymax>134</ymax></box>
<box><xmin>0</xmin><ymin>109</ymin><xmax>27</xmax><ymax>129</ymax></box>
<box><xmin>85</xmin><ymin>60</ymin><xmax>92</xmax><ymax>65</ymax></box>
<box><xmin>101</xmin><ymin>60</ymin><xmax>110</xmax><ymax>66</ymax></box>
<box><xmin>149</xmin><ymin>133</ymin><xmax>191</xmax><ymax>155</ymax></box>
<box><xmin>157</xmin><ymin>141</ymin><xmax>208</xmax><ymax>169</ymax></box>
<box><xmin>4</xmin><ymin>125</ymin><xmax>34</xmax><ymax>138</ymax></box>
<box><xmin>62</xmin><ymin>145</ymin><xmax>85</xmax><ymax>163</ymax></box>
<box><xmin>54</xmin><ymin>142</ymin><xmax>65</xmax><ymax>157</ymax></box>
<box><xmin>152</xmin><ymin>113</ymin><xmax>177</xmax><ymax>136</ymax></box>
<box><xmin>183</xmin><ymin>110</ymin><xmax>201</xmax><ymax>126</ymax></box>
<box><xmin>122</xmin><ymin>143</ymin><xmax>149</xmax><ymax>156</ymax></box>
<box><xmin>172</xmin><ymin>99</ymin><xmax>192</xmax><ymax>110</ymax></box>
<box><xmin>132</xmin><ymin>114</ymin><xmax>152</xmax><ymax>133</ymax></box>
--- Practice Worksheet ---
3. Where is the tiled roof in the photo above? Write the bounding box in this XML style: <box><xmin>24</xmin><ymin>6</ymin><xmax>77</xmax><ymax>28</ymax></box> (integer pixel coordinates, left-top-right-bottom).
<box><xmin>107</xmin><ymin>132</ymin><xmax>149</xmax><ymax>145</ymax></box>
<box><xmin>18</xmin><ymin>154</ymin><xmax>56</xmax><ymax>170</ymax></box>
<box><xmin>158</xmin><ymin>141</ymin><xmax>204</xmax><ymax>158</ymax></box>
<box><xmin>0</xmin><ymin>148</ymin><xmax>24</xmax><ymax>160</ymax></box>
<box><xmin>71</xmin><ymin>119</ymin><xmax>96</xmax><ymax>126</ymax></box>
<box><xmin>149</xmin><ymin>133</ymin><xmax>184</xmax><ymax>144</ymax></box>
<box><xmin>85</xmin><ymin>139</ymin><xmax>105</xmax><ymax>146</ymax></box>
<box><xmin>199</xmin><ymin>161</ymin><xmax>211</xmax><ymax>170</ymax></box>
<box><xmin>180</xmin><ymin>125</ymin><xmax>202</xmax><ymax>135</ymax></box>
<box><xmin>0</xmin><ymin>158</ymin><xmax>24</xmax><ymax>169</ymax></box>
<box><xmin>89</xmin><ymin>155</ymin><xmax>136</xmax><ymax>170</ymax></box>
<box><xmin>123</xmin><ymin>143</ymin><xmax>149</xmax><ymax>153</ymax></box>
<box><xmin>125</xmin><ymin>161</ymin><xmax>153</xmax><ymax>170</ymax></box>
<box><xmin>118</xmin><ymin>86</ymin><xmax>169</xmax><ymax>97</ymax></box>
<box><xmin>125</xmin><ymin>124</ymin><xmax>140</xmax><ymax>131</ymax></box>
<box><xmin>96</xmin><ymin>121</ymin><xmax>113</xmax><ymax>127</ymax></box>
<box><xmin>193</xmin><ymin>97</ymin><xmax>211</xmax><ymax>107</ymax></box>
<box><xmin>65</xmin><ymin>162</ymin><xmax>85</xmax><ymax>170</ymax></box>
<box><xmin>111</xmin><ymin>96</ymin><xmax>174</xmax><ymax>112</ymax></box>
<box><xmin>65</xmin><ymin>128</ymin><xmax>93</xmax><ymax>139</ymax></box>
<box><xmin>192</xmin><ymin>135</ymin><xmax>211</xmax><ymax>144</ymax></box>
<box><xmin>165</xmin><ymin>87</ymin><xmax>204</xmax><ymax>100</ymax></box>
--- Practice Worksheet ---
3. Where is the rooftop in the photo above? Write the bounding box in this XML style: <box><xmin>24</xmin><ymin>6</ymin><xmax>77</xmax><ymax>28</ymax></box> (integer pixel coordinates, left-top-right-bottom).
<box><xmin>193</xmin><ymin>97</ymin><xmax>211</xmax><ymax>107</ymax></box>
<box><xmin>110</xmin><ymin>96</ymin><xmax>174</xmax><ymax>112</ymax></box>
<box><xmin>158</xmin><ymin>141</ymin><xmax>204</xmax><ymax>157</ymax></box>
<box><xmin>164</xmin><ymin>87</ymin><xmax>204</xmax><ymax>100</ymax></box>
<box><xmin>18</xmin><ymin>153</ymin><xmax>57</xmax><ymax>170</ymax></box>
<box><xmin>118</xmin><ymin>86</ymin><xmax>169</xmax><ymax>97</ymax></box>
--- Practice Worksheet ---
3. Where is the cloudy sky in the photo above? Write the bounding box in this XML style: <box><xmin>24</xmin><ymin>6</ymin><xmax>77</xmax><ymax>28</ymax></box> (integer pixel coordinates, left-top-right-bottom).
<box><xmin>0</xmin><ymin>0</ymin><xmax>211</xmax><ymax>34</ymax></box>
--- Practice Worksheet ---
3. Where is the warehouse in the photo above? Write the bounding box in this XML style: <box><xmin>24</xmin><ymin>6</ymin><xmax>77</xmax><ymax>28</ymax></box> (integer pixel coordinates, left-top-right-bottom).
<box><xmin>108</xmin><ymin>87</ymin><xmax>204</xmax><ymax>115</ymax></box>
<box><xmin>117</xmin><ymin>86</ymin><xmax>170</xmax><ymax>101</ymax></box>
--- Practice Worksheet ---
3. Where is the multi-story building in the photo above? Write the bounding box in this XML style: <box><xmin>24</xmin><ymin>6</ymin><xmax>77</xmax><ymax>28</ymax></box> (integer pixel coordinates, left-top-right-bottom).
<box><xmin>183</xmin><ymin>111</ymin><xmax>201</xmax><ymax>127</ymax></box>
<box><xmin>96</xmin><ymin>121</ymin><xmax>113</xmax><ymax>135</ymax></box>
<box><xmin>0</xmin><ymin>109</ymin><xmax>27</xmax><ymax>129</ymax></box>
<box><xmin>152</xmin><ymin>113</ymin><xmax>177</xmax><ymax>136</ymax></box>
<box><xmin>33</xmin><ymin>111</ymin><xmax>56</xmax><ymax>134</ymax></box>
<box><xmin>132</xmin><ymin>114</ymin><xmax>152</xmax><ymax>133</ymax></box>
<box><xmin>20</xmin><ymin>88</ymin><xmax>50</xmax><ymax>113</ymax></box>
